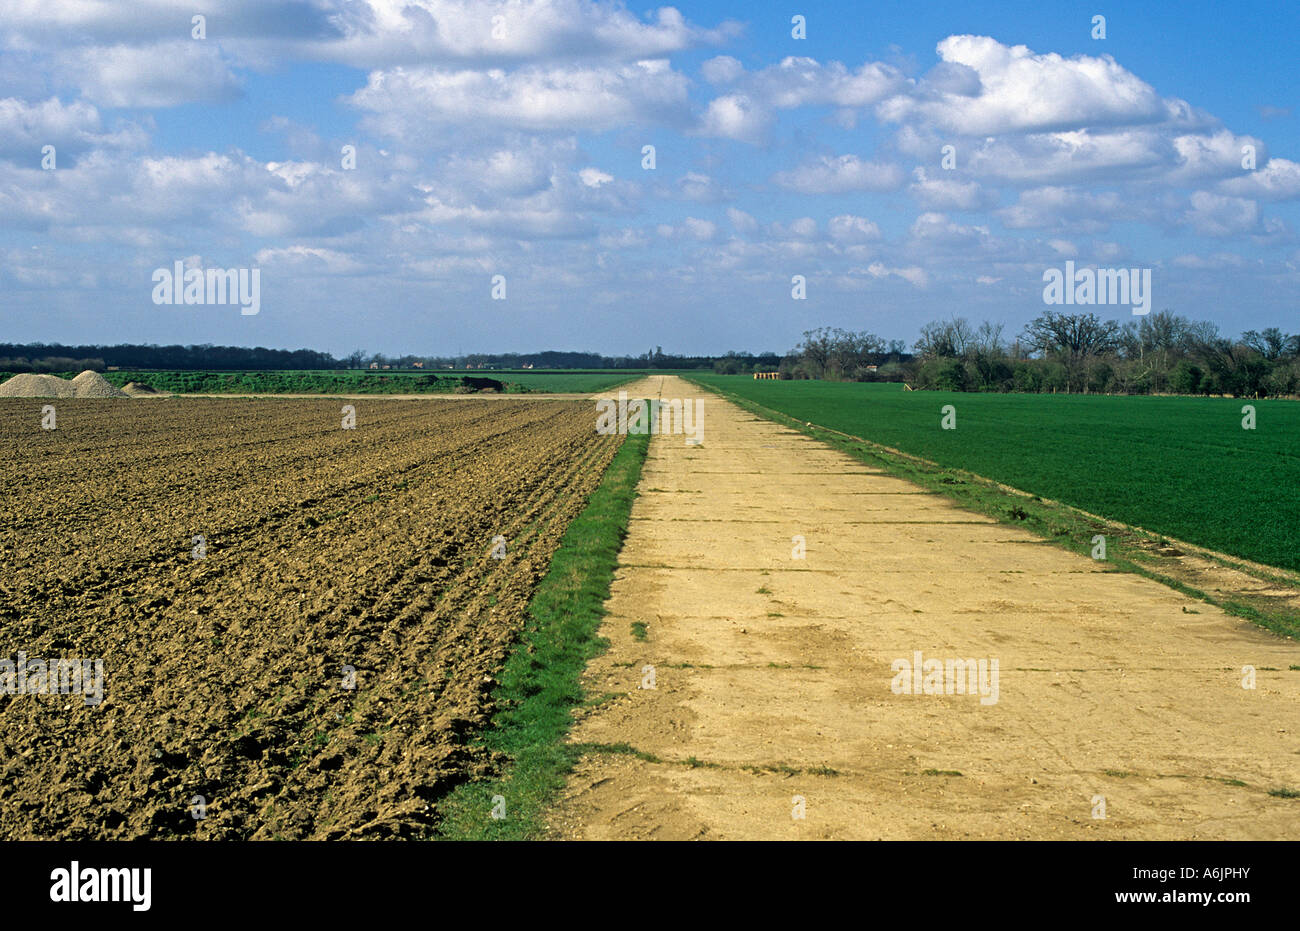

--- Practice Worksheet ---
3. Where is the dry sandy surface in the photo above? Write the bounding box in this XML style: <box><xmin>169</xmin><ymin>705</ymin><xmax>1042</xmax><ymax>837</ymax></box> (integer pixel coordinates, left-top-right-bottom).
<box><xmin>552</xmin><ymin>375</ymin><xmax>1300</xmax><ymax>840</ymax></box>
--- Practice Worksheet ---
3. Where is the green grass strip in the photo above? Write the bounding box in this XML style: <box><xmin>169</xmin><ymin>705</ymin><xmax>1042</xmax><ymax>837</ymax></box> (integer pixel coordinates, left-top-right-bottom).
<box><xmin>434</xmin><ymin>428</ymin><xmax>652</xmax><ymax>839</ymax></box>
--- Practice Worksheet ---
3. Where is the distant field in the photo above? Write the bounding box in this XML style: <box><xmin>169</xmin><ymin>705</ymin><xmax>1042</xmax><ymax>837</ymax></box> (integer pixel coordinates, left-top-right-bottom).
<box><xmin>691</xmin><ymin>375</ymin><xmax>1300</xmax><ymax>572</ymax></box>
<box><xmin>489</xmin><ymin>371</ymin><xmax>647</xmax><ymax>392</ymax></box>
<box><xmin>0</xmin><ymin>369</ymin><xmax>649</xmax><ymax>395</ymax></box>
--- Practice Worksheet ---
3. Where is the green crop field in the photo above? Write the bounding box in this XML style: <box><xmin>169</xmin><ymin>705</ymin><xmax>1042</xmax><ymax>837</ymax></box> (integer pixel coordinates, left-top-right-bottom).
<box><xmin>691</xmin><ymin>375</ymin><xmax>1300</xmax><ymax>572</ymax></box>
<box><xmin>486</xmin><ymin>370</ymin><xmax>648</xmax><ymax>392</ymax></box>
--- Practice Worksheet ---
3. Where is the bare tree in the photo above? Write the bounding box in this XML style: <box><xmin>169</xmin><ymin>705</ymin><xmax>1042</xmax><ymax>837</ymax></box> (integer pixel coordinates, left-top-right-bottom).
<box><xmin>1021</xmin><ymin>311</ymin><xmax>1121</xmax><ymax>392</ymax></box>
<box><xmin>1021</xmin><ymin>311</ymin><xmax>1120</xmax><ymax>358</ymax></box>
<box><xmin>915</xmin><ymin>317</ymin><xmax>975</xmax><ymax>358</ymax></box>
<box><xmin>1241</xmin><ymin>327</ymin><xmax>1300</xmax><ymax>361</ymax></box>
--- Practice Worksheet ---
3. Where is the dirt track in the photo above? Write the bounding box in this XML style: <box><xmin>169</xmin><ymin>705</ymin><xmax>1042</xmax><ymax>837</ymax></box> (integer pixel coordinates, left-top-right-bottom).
<box><xmin>554</xmin><ymin>376</ymin><xmax>1300</xmax><ymax>839</ymax></box>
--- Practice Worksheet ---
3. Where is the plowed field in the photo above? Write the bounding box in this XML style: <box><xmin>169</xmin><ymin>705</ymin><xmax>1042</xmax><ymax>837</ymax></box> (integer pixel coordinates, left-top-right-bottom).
<box><xmin>0</xmin><ymin>398</ymin><xmax>617</xmax><ymax>839</ymax></box>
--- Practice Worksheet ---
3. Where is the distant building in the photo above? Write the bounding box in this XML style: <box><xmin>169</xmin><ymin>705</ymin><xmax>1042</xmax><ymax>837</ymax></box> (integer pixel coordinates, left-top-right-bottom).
<box><xmin>369</xmin><ymin>362</ymin><xmax>379</xmax><ymax>369</ymax></box>
<box><xmin>412</xmin><ymin>361</ymin><xmax>424</xmax><ymax>369</ymax></box>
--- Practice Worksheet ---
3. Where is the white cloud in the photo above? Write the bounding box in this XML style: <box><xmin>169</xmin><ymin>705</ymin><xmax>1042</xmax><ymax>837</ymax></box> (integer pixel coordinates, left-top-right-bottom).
<box><xmin>698</xmin><ymin>93</ymin><xmax>772</xmax><ymax>143</ymax></box>
<box><xmin>61</xmin><ymin>42</ymin><xmax>242</xmax><ymax>108</ymax></box>
<box><xmin>864</xmin><ymin>262</ymin><xmax>928</xmax><ymax>287</ymax></box>
<box><xmin>998</xmin><ymin>186</ymin><xmax>1131</xmax><ymax>232</ymax></box>
<box><xmin>827</xmin><ymin>214</ymin><xmax>881</xmax><ymax>242</ymax></box>
<box><xmin>726</xmin><ymin>207</ymin><xmax>757</xmax><ymax>234</ymax></box>
<box><xmin>697</xmin><ymin>55</ymin><xmax>905</xmax><ymax>143</ymax></box>
<box><xmin>701</xmin><ymin>55</ymin><xmax>743</xmax><ymax>84</ymax></box>
<box><xmin>908</xmin><ymin>167</ymin><xmax>993</xmax><ymax>210</ymax></box>
<box><xmin>0</xmin><ymin>96</ymin><xmax>145</xmax><ymax>161</ymax></box>
<box><xmin>878</xmin><ymin>35</ymin><xmax>1164</xmax><ymax>135</ymax></box>
<box><xmin>908</xmin><ymin>211</ymin><xmax>990</xmax><ymax>248</ymax></box>
<box><xmin>349</xmin><ymin>59</ymin><xmax>691</xmax><ymax>140</ymax></box>
<box><xmin>772</xmin><ymin>154</ymin><xmax>904</xmax><ymax>194</ymax></box>
<box><xmin>1185</xmin><ymin>191</ymin><xmax>1259</xmax><ymax>236</ymax></box>
<box><xmin>676</xmin><ymin>172</ymin><xmax>728</xmax><ymax>202</ymax></box>
<box><xmin>737</xmin><ymin>56</ymin><xmax>905</xmax><ymax>110</ymax></box>
<box><xmin>253</xmin><ymin>245</ymin><xmax>365</xmax><ymax>275</ymax></box>
<box><xmin>1</xmin><ymin>1</ymin><xmax>739</xmax><ymax>69</ymax></box>
<box><xmin>1219</xmin><ymin>158</ymin><xmax>1300</xmax><ymax>200</ymax></box>
<box><xmin>317</xmin><ymin>0</ymin><xmax>739</xmax><ymax>67</ymax></box>
<box><xmin>682</xmin><ymin>216</ymin><xmax>717</xmax><ymax>240</ymax></box>
<box><xmin>579</xmin><ymin>167</ymin><xmax>613</xmax><ymax>187</ymax></box>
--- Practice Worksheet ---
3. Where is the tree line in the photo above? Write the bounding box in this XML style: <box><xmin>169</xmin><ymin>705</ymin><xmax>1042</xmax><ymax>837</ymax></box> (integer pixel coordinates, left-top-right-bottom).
<box><xmin>0</xmin><ymin>343</ymin><xmax>756</xmax><ymax>373</ymax></box>
<box><xmin>0</xmin><ymin>343</ymin><xmax>342</xmax><ymax>372</ymax></box>
<box><xmin>768</xmin><ymin>314</ymin><xmax>1300</xmax><ymax>398</ymax></box>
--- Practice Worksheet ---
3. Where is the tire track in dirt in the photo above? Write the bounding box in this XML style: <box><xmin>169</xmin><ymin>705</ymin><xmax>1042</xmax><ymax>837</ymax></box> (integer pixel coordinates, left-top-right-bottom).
<box><xmin>553</xmin><ymin>376</ymin><xmax>1300</xmax><ymax>840</ymax></box>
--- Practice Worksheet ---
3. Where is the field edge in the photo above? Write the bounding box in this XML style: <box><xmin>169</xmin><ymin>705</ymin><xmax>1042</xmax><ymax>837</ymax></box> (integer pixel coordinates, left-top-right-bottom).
<box><xmin>433</xmin><ymin>428</ymin><xmax>653</xmax><ymax>840</ymax></box>
<box><xmin>685</xmin><ymin>375</ymin><xmax>1300</xmax><ymax>642</ymax></box>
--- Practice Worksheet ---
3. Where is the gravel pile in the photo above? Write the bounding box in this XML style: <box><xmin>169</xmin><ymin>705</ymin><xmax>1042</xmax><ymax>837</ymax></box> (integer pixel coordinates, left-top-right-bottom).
<box><xmin>0</xmin><ymin>373</ymin><xmax>77</xmax><ymax>398</ymax></box>
<box><xmin>0</xmin><ymin>370</ymin><xmax>128</xmax><ymax>398</ymax></box>
<box><xmin>69</xmin><ymin>370</ymin><xmax>128</xmax><ymax>398</ymax></box>
<box><xmin>121</xmin><ymin>381</ymin><xmax>161</xmax><ymax>396</ymax></box>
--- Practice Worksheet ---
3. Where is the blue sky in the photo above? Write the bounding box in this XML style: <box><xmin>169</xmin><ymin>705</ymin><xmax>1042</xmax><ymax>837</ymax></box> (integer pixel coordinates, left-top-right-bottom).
<box><xmin>1</xmin><ymin>0</ymin><xmax>1297</xmax><ymax>357</ymax></box>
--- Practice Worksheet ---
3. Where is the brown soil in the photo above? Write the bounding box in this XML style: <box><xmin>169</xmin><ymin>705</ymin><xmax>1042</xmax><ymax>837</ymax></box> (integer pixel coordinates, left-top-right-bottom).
<box><xmin>0</xmin><ymin>397</ymin><xmax>619</xmax><ymax>838</ymax></box>
<box><xmin>552</xmin><ymin>376</ymin><xmax>1300</xmax><ymax>840</ymax></box>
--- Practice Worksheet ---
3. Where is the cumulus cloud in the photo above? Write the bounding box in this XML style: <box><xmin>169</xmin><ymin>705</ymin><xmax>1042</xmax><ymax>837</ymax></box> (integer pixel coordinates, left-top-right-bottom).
<box><xmin>0</xmin><ymin>0</ymin><xmax>739</xmax><ymax>69</ymax></box>
<box><xmin>579</xmin><ymin>167</ymin><xmax>614</xmax><ymax>187</ymax></box>
<box><xmin>908</xmin><ymin>212</ymin><xmax>991</xmax><ymax>248</ymax></box>
<box><xmin>1185</xmin><ymin>191</ymin><xmax>1259</xmax><ymax>236</ymax></box>
<box><xmin>827</xmin><ymin>214</ymin><xmax>881</xmax><ymax>242</ymax></box>
<box><xmin>698</xmin><ymin>93</ymin><xmax>772</xmax><ymax>143</ymax></box>
<box><xmin>0</xmin><ymin>12</ymin><xmax>1292</xmax><ymax>346</ymax></box>
<box><xmin>253</xmin><ymin>245</ymin><xmax>366</xmax><ymax>275</ymax></box>
<box><xmin>732</xmin><ymin>56</ymin><xmax>906</xmax><ymax>110</ymax></box>
<box><xmin>349</xmin><ymin>59</ymin><xmax>692</xmax><ymax>142</ymax></box>
<box><xmin>1219</xmin><ymin>158</ymin><xmax>1300</xmax><ymax>200</ymax></box>
<box><xmin>313</xmin><ymin>0</ymin><xmax>739</xmax><ymax>67</ymax></box>
<box><xmin>697</xmin><ymin>55</ymin><xmax>905</xmax><ymax>143</ymax></box>
<box><xmin>772</xmin><ymin>154</ymin><xmax>904</xmax><ymax>194</ymax></box>
<box><xmin>0</xmin><ymin>97</ymin><xmax>145</xmax><ymax>162</ymax></box>
<box><xmin>682</xmin><ymin>216</ymin><xmax>717</xmax><ymax>240</ymax></box>
<box><xmin>700</xmin><ymin>55</ymin><xmax>743</xmax><ymax>84</ymax></box>
<box><xmin>60</xmin><ymin>42</ymin><xmax>242</xmax><ymax>108</ymax></box>
<box><xmin>726</xmin><ymin>207</ymin><xmax>758</xmax><ymax>234</ymax></box>
<box><xmin>878</xmin><ymin>35</ymin><xmax>1164</xmax><ymax>135</ymax></box>
<box><xmin>863</xmin><ymin>262</ymin><xmax>928</xmax><ymax>287</ymax></box>
<box><xmin>908</xmin><ymin>168</ymin><xmax>994</xmax><ymax>210</ymax></box>
<box><xmin>998</xmin><ymin>186</ymin><xmax>1134</xmax><ymax>232</ymax></box>
<box><xmin>676</xmin><ymin>172</ymin><xmax>728</xmax><ymax>202</ymax></box>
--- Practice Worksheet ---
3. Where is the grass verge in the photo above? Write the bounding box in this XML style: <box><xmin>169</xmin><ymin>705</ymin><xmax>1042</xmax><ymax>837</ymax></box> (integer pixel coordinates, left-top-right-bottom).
<box><xmin>686</xmin><ymin>376</ymin><xmax>1300</xmax><ymax>641</ymax></box>
<box><xmin>433</xmin><ymin>428</ymin><xmax>652</xmax><ymax>839</ymax></box>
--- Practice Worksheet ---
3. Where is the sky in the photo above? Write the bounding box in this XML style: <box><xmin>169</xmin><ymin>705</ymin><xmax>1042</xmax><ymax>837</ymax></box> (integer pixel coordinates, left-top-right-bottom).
<box><xmin>1</xmin><ymin>0</ymin><xmax>1297</xmax><ymax>358</ymax></box>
